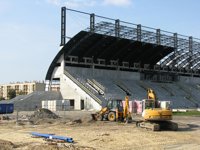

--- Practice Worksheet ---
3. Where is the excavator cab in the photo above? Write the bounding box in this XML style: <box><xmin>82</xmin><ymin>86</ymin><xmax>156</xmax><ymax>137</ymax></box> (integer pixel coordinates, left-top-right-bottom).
<box><xmin>143</xmin><ymin>99</ymin><xmax>155</xmax><ymax>109</ymax></box>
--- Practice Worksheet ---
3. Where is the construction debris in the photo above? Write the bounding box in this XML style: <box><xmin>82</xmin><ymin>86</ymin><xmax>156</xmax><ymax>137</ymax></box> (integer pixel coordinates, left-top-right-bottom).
<box><xmin>0</xmin><ymin>115</ymin><xmax>10</xmax><ymax>120</ymax></box>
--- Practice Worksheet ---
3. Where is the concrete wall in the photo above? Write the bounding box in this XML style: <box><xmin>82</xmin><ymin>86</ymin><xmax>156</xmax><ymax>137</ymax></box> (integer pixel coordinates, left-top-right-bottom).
<box><xmin>45</xmin><ymin>55</ymin><xmax>64</xmax><ymax>91</ymax></box>
<box><xmin>47</xmin><ymin>54</ymin><xmax>200</xmax><ymax>110</ymax></box>
<box><xmin>60</xmin><ymin>73</ymin><xmax>101</xmax><ymax>110</ymax></box>
<box><xmin>66</xmin><ymin>66</ymin><xmax>200</xmax><ymax>84</ymax></box>
<box><xmin>35</xmin><ymin>83</ymin><xmax>45</xmax><ymax>91</ymax></box>
<box><xmin>51</xmin><ymin>55</ymin><xmax>64</xmax><ymax>79</ymax></box>
<box><xmin>66</xmin><ymin>66</ymin><xmax>140</xmax><ymax>80</ymax></box>
<box><xmin>179</xmin><ymin>76</ymin><xmax>200</xmax><ymax>84</ymax></box>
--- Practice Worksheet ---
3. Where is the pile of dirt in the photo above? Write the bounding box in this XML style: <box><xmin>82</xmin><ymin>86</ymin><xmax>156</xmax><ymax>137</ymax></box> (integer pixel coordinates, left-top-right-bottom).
<box><xmin>29</xmin><ymin>108</ymin><xmax>59</xmax><ymax>124</ymax></box>
<box><xmin>65</xmin><ymin>116</ymin><xmax>95</xmax><ymax>126</ymax></box>
<box><xmin>0</xmin><ymin>139</ymin><xmax>15</xmax><ymax>150</ymax></box>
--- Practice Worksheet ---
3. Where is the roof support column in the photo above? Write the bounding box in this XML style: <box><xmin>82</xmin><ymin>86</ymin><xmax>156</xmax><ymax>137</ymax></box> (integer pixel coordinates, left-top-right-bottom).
<box><xmin>156</xmin><ymin>29</ymin><xmax>161</xmax><ymax>68</ymax></box>
<box><xmin>156</xmin><ymin>29</ymin><xmax>161</xmax><ymax>45</ymax></box>
<box><xmin>60</xmin><ymin>7</ymin><xmax>66</xmax><ymax>46</ymax></box>
<box><xmin>189</xmin><ymin>36</ymin><xmax>193</xmax><ymax>70</ymax></box>
<box><xmin>90</xmin><ymin>13</ymin><xmax>95</xmax><ymax>33</ymax></box>
<box><xmin>172</xmin><ymin>33</ymin><xmax>178</xmax><ymax>68</ymax></box>
<box><xmin>137</xmin><ymin>24</ymin><xmax>141</xmax><ymax>42</ymax></box>
<box><xmin>115</xmin><ymin>19</ymin><xmax>120</xmax><ymax>38</ymax></box>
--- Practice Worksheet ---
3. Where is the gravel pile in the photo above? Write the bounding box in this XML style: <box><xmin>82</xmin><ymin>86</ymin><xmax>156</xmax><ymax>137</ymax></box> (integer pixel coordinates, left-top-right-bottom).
<box><xmin>29</xmin><ymin>108</ymin><xmax>59</xmax><ymax>124</ymax></box>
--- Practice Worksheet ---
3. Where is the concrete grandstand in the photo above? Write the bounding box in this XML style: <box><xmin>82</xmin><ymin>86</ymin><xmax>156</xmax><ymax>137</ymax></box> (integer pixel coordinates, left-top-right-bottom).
<box><xmin>0</xmin><ymin>91</ymin><xmax>63</xmax><ymax>111</ymax></box>
<box><xmin>44</xmin><ymin>7</ymin><xmax>200</xmax><ymax>110</ymax></box>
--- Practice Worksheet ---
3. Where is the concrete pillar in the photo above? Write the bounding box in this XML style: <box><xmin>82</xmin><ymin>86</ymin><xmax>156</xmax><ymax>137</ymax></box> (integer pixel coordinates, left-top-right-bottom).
<box><xmin>74</xmin><ymin>97</ymin><xmax>81</xmax><ymax>110</ymax></box>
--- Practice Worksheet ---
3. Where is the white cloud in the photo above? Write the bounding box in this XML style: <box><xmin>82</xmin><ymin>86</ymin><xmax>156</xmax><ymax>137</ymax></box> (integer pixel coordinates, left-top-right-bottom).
<box><xmin>46</xmin><ymin>0</ymin><xmax>132</xmax><ymax>8</ymax></box>
<box><xmin>64</xmin><ymin>0</ymin><xmax>96</xmax><ymax>9</ymax></box>
<box><xmin>103</xmin><ymin>0</ymin><xmax>132</xmax><ymax>6</ymax></box>
<box><xmin>46</xmin><ymin>0</ymin><xmax>61</xmax><ymax>6</ymax></box>
<box><xmin>46</xmin><ymin>0</ymin><xmax>96</xmax><ymax>8</ymax></box>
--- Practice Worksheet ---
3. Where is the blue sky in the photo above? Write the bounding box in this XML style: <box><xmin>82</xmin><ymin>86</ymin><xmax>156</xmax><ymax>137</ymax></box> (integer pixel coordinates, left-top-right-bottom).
<box><xmin>0</xmin><ymin>0</ymin><xmax>200</xmax><ymax>84</ymax></box>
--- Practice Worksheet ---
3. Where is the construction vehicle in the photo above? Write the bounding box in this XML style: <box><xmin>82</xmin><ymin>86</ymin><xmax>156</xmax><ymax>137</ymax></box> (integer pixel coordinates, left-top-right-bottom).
<box><xmin>136</xmin><ymin>88</ymin><xmax>178</xmax><ymax>131</ymax></box>
<box><xmin>92</xmin><ymin>96</ymin><xmax>131</xmax><ymax>122</ymax></box>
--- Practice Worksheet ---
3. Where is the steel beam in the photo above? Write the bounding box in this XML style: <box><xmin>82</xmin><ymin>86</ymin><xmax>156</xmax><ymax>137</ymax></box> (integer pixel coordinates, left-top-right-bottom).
<box><xmin>156</xmin><ymin>29</ymin><xmax>161</xmax><ymax>45</ymax></box>
<box><xmin>60</xmin><ymin>7</ymin><xmax>66</xmax><ymax>46</ymax></box>
<box><xmin>115</xmin><ymin>19</ymin><xmax>120</xmax><ymax>37</ymax></box>
<box><xmin>172</xmin><ymin>33</ymin><xmax>178</xmax><ymax>68</ymax></box>
<box><xmin>90</xmin><ymin>13</ymin><xmax>95</xmax><ymax>33</ymax></box>
<box><xmin>189</xmin><ymin>36</ymin><xmax>193</xmax><ymax>69</ymax></box>
<box><xmin>137</xmin><ymin>24</ymin><xmax>141</xmax><ymax>42</ymax></box>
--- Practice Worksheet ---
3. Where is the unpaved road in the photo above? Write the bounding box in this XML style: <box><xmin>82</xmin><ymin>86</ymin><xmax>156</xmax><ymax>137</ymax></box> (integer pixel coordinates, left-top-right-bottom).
<box><xmin>0</xmin><ymin>111</ymin><xmax>200</xmax><ymax>150</ymax></box>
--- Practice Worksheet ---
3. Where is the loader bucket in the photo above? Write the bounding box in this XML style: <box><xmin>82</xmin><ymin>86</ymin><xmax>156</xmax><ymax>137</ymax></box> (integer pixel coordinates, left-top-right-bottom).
<box><xmin>91</xmin><ymin>113</ymin><xmax>97</xmax><ymax>121</ymax></box>
<box><xmin>91</xmin><ymin>113</ymin><xmax>103</xmax><ymax>121</ymax></box>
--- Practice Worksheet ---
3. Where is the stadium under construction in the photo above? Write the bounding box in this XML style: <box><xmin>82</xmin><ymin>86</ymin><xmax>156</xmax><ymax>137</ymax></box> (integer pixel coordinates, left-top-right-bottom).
<box><xmin>5</xmin><ymin>7</ymin><xmax>200</xmax><ymax>111</ymax></box>
<box><xmin>43</xmin><ymin>7</ymin><xmax>200</xmax><ymax>110</ymax></box>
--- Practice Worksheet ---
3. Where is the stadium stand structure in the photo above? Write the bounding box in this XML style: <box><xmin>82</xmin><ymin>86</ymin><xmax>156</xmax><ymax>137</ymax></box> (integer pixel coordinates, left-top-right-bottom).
<box><xmin>0</xmin><ymin>91</ymin><xmax>63</xmax><ymax>111</ymax></box>
<box><xmin>45</xmin><ymin>7</ymin><xmax>200</xmax><ymax>110</ymax></box>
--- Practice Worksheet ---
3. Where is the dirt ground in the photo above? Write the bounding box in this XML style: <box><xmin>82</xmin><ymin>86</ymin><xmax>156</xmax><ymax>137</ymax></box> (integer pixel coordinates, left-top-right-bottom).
<box><xmin>0</xmin><ymin>111</ymin><xmax>200</xmax><ymax>150</ymax></box>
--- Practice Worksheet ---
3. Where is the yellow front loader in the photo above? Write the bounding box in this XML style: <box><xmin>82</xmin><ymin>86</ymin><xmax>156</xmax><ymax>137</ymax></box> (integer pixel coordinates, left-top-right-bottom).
<box><xmin>92</xmin><ymin>96</ymin><xmax>131</xmax><ymax>122</ymax></box>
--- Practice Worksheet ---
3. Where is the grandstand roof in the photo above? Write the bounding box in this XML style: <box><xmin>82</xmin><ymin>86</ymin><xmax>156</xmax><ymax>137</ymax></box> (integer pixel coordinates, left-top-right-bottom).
<box><xmin>64</xmin><ymin>31</ymin><xmax>173</xmax><ymax>65</ymax></box>
<box><xmin>46</xmin><ymin>30</ymin><xmax>174</xmax><ymax>80</ymax></box>
<box><xmin>46</xmin><ymin>20</ymin><xmax>200</xmax><ymax>80</ymax></box>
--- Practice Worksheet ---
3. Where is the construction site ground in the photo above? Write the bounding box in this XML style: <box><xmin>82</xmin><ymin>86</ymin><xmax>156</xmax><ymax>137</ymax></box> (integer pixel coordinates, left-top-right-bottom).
<box><xmin>0</xmin><ymin>111</ymin><xmax>200</xmax><ymax>150</ymax></box>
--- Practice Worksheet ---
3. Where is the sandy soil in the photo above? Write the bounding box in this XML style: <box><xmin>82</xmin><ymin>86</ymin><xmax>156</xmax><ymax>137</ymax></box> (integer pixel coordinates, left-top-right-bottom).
<box><xmin>0</xmin><ymin>111</ymin><xmax>200</xmax><ymax>150</ymax></box>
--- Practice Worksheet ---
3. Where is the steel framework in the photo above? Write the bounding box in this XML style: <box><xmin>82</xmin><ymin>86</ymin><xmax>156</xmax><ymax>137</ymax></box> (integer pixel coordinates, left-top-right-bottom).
<box><xmin>62</xmin><ymin>7</ymin><xmax>200</xmax><ymax>74</ymax></box>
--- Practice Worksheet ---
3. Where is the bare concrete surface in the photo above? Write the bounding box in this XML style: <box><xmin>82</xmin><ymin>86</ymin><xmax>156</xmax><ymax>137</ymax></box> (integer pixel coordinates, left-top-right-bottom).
<box><xmin>0</xmin><ymin>111</ymin><xmax>200</xmax><ymax>150</ymax></box>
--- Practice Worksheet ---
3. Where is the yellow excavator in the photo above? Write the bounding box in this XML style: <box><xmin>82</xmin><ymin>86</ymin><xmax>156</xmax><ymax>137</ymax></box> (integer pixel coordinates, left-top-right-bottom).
<box><xmin>136</xmin><ymin>88</ymin><xmax>178</xmax><ymax>131</ymax></box>
<box><xmin>92</xmin><ymin>96</ymin><xmax>131</xmax><ymax>122</ymax></box>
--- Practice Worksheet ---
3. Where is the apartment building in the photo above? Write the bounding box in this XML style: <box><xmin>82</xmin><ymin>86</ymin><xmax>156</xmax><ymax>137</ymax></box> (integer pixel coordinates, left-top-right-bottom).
<box><xmin>0</xmin><ymin>81</ymin><xmax>45</xmax><ymax>99</ymax></box>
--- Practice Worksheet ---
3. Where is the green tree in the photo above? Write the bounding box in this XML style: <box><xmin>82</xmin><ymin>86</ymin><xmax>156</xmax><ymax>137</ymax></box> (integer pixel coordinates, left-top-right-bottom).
<box><xmin>8</xmin><ymin>89</ymin><xmax>16</xmax><ymax>99</ymax></box>
<box><xmin>18</xmin><ymin>90</ymin><xmax>25</xmax><ymax>95</ymax></box>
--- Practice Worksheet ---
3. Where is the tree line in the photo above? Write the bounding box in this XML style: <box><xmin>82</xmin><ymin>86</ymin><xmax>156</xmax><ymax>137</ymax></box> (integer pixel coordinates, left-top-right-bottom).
<box><xmin>0</xmin><ymin>89</ymin><xmax>25</xmax><ymax>100</ymax></box>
